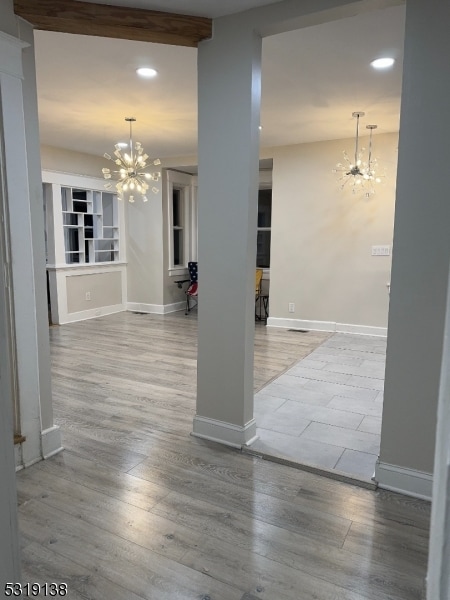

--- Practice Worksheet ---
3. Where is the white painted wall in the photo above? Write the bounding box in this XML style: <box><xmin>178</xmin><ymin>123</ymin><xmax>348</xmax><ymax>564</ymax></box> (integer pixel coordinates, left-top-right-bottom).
<box><xmin>126</xmin><ymin>190</ymin><xmax>165</xmax><ymax>307</ymax></box>
<box><xmin>269</xmin><ymin>133</ymin><xmax>397</xmax><ymax>331</ymax></box>
<box><xmin>41</xmin><ymin>144</ymin><xmax>107</xmax><ymax>178</ymax></box>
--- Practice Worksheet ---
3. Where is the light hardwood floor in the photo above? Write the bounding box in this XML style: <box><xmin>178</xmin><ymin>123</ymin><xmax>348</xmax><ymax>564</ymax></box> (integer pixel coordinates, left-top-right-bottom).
<box><xmin>17</xmin><ymin>312</ymin><xmax>430</xmax><ymax>599</ymax></box>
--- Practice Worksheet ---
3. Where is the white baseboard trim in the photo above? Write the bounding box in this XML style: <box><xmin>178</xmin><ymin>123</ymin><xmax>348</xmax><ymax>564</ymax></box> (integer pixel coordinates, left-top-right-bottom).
<box><xmin>59</xmin><ymin>304</ymin><xmax>125</xmax><ymax>324</ymax></box>
<box><xmin>337</xmin><ymin>323</ymin><xmax>387</xmax><ymax>337</ymax></box>
<box><xmin>14</xmin><ymin>444</ymin><xmax>23</xmax><ymax>471</ymax></box>
<box><xmin>375</xmin><ymin>460</ymin><xmax>433</xmax><ymax>500</ymax></box>
<box><xmin>267</xmin><ymin>317</ymin><xmax>387</xmax><ymax>338</ymax></box>
<box><xmin>41</xmin><ymin>425</ymin><xmax>64</xmax><ymax>460</ymax></box>
<box><xmin>192</xmin><ymin>416</ymin><xmax>258</xmax><ymax>449</ymax></box>
<box><xmin>23</xmin><ymin>456</ymin><xmax>45</xmax><ymax>469</ymax></box>
<box><xmin>127</xmin><ymin>301</ymin><xmax>185</xmax><ymax>315</ymax></box>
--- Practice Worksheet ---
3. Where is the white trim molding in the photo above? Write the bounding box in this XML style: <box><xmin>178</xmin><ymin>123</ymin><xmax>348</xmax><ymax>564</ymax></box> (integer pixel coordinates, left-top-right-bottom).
<box><xmin>337</xmin><ymin>323</ymin><xmax>387</xmax><ymax>337</ymax></box>
<box><xmin>15</xmin><ymin>425</ymin><xmax>64</xmax><ymax>469</ymax></box>
<box><xmin>61</xmin><ymin>303</ymin><xmax>124</xmax><ymax>324</ymax></box>
<box><xmin>374</xmin><ymin>460</ymin><xmax>433</xmax><ymax>501</ymax></box>
<box><xmin>127</xmin><ymin>301</ymin><xmax>185</xmax><ymax>315</ymax></box>
<box><xmin>41</xmin><ymin>425</ymin><xmax>64</xmax><ymax>460</ymax></box>
<box><xmin>192</xmin><ymin>416</ymin><xmax>258</xmax><ymax>449</ymax></box>
<box><xmin>166</xmin><ymin>169</ymin><xmax>198</xmax><ymax>272</ymax></box>
<box><xmin>0</xmin><ymin>31</ymin><xmax>29</xmax><ymax>79</ymax></box>
<box><xmin>267</xmin><ymin>317</ymin><xmax>387</xmax><ymax>338</ymax></box>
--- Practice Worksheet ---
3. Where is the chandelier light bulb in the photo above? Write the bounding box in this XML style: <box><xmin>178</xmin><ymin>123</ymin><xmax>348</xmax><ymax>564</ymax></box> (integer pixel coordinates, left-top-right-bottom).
<box><xmin>101</xmin><ymin>117</ymin><xmax>161</xmax><ymax>202</ymax></box>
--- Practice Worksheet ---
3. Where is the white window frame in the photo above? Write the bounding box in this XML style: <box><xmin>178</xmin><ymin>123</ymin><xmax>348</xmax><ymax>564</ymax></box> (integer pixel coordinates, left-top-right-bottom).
<box><xmin>166</xmin><ymin>170</ymin><xmax>197</xmax><ymax>276</ymax></box>
<box><xmin>257</xmin><ymin>173</ymin><xmax>272</xmax><ymax>277</ymax></box>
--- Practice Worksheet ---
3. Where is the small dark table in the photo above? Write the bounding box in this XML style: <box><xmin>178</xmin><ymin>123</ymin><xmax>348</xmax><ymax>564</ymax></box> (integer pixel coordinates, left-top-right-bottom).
<box><xmin>255</xmin><ymin>294</ymin><xmax>269</xmax><ymax>323</ymax></box>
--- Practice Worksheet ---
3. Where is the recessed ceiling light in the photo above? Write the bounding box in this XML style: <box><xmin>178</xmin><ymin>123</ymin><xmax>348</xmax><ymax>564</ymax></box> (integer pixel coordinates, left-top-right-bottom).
<box><xmin>259</xmin><ymin>125</ymin><xmax>263</xmax><ymax>130</ymax></box>
<box><xmin>370</xmin><ymin>57</ymin><xmax>395</xmax><ymax>70</ymax></box>
<box><xmin>136</xmin><ymin>67</ymin><xmax>158</xmax><ymax>78</ymax></box>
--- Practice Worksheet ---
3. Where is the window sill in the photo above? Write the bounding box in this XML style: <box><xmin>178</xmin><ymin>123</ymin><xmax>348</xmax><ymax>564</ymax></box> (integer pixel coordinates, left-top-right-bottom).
<box><xmin>47</xmin><ymin>262</ymin><xmax>127</xmax><ymax>271</ymax></box>
<box><xmin>169</xmin><ymin>267</ymin><xmax>189</xmax><ymax>277</ymax></box>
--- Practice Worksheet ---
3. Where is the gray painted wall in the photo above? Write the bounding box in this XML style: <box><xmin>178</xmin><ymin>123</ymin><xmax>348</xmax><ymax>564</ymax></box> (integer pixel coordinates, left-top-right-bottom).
<box><xmin>380</xmin><ymin>0</ymin><xmax>450</xmax><ymax>476</ymax></box>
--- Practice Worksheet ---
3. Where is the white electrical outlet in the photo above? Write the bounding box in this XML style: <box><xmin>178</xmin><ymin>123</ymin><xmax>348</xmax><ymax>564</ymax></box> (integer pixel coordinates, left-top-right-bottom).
<box><xmin>85</xmin><ymin>292</ymin><xmax>91</xmax><ymax>301</ymax></box>
<box><xmin>288</xmin><ymin>302</ymin><xmax>295</xmax><ymax>313</ymax></box>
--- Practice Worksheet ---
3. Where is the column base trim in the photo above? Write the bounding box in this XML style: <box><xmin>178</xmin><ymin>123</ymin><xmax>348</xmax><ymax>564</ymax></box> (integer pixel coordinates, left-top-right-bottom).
<box><xmin>192</xmin><ymin>416</ymin><xmax>258</xmax><ymax>449</ymax></box>
<box><xmin>41</xmin><ymin>425</ymin><xmax>64</xmax><ymax>460</ymax></box>
<box><xmin>127</xmin><ymin>301</ymin><xmax>185</xmax><ymax>315</ymax></box>
<box><xmin>375</xmin><ymin>459</ymin><xmax>433</xmax><ymax>500</ymax></box>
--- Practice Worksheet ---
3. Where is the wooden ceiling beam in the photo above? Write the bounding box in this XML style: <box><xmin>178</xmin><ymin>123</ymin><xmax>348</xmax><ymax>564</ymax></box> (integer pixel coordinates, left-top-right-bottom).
<box><xmin>14</xmin><ymin>0</ymin><xmax>212</xmax><ymax>47</ymax></box>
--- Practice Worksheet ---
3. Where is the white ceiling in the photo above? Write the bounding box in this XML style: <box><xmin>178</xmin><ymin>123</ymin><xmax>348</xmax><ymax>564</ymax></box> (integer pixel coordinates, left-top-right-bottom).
<box><xmin>34</xmin><ymin>2</ymin><xmax>405</xmax><ymax>162</ymax></box>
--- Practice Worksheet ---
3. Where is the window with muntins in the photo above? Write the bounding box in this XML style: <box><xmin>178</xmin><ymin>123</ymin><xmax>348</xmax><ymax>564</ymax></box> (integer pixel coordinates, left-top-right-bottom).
<box><xmin>167</xmin><ymin>170</ymin><xmax>197</xmax><ymax>274</ymax></box>
<box><xmin>257</xmin><ymin>188</ymin><xmax>272</xmax><ymax>268</ymax></box>
<box><xmin>172</xmin><ymin>187</ymin><xmax>184</xmax><ymax>266</ymax></box>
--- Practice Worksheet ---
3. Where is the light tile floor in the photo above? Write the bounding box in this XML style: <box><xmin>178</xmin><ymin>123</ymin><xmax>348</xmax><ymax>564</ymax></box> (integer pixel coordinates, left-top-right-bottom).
<box><xmin>251</xmin><ymin>332</ymin><xmax>386</xmax><ymax>483</ymax></box>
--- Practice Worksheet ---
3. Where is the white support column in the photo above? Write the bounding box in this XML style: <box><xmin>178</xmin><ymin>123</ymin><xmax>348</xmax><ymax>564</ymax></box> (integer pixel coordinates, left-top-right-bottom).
<box><xmin>18</xmin><ymin>19</ymin><xmax>57</xmax><ymax>442</ymax></box>
<box><xmin>0</xmin><ymin>107</ymin><xmax>21</xmax><ymax>591</ymax></box>
<box><xmin>0</xmin><ymin>4</ymin><xmax>21</xmax><ymax>586</ymax></box>
<box><xmin>193</xmin><ymin>18</ymin><xmax>262</xmax><ymax>447</ymax></box>
<box><xmin>0</xmin><ymin>25</ymin><xmax>61</xmax><ymax>468</ymax></box>
<box><xmin>375</xmin><ymin>0</ymin><xmax>450</xmax><ymax>499</ymax></box>
<box><xmin>0</xmin><ymin>274</ymin><xmax>21</xmax><ymax>585</ymax></box>
<box><xmin>427</xmin><ymin>263</ymin><xmax>450</xmax><ymax>599</ymax></box>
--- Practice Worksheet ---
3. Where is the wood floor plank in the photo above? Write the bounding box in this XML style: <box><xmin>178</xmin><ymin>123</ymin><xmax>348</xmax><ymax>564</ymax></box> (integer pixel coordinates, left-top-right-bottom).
<box><xmin>128</xmin><ymin>458</ymin><xmax>353</xmax><ymax>548</ymax></box>
<box><xmin>17</xmin><ymin>467</ymin><xmax>203</xmax><ymax>563</ymax></box>
<box><xmin>148</xmin><ymin>490</ymin><xmax>424</xmax><ymax>600</ymax></box>
<box><xmin>22</xmin><ymin>542</ymin><xmax>146</xmax><ymax>600</ymax></box>
<box><xmin>19</xmin><ymin>500</ymin><xmax>244</xmax><ymax>600</ymax></box>
<box><xmin>15</xmin><ymin>312</ymin><xmax>429</xmax><ymax>599</ymax></box>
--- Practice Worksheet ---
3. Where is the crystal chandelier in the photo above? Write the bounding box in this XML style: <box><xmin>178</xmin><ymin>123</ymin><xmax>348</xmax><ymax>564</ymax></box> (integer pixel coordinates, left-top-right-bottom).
<box><xmin>102</xmin><ymin>117</ymin><xmax>161</xmax><ymax>203</ymax></box>
<box><xmin>333</xmin><ymin>111</ymin><xmax>382</xmax><ymax>197</ymax></box>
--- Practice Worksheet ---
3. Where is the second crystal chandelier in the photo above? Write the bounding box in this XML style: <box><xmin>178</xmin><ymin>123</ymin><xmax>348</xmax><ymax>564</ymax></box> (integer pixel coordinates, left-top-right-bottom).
<box><xmin>333</xmin><ymin>111</ymin><xmax>382</xmax><ymax>197</ymax></box>
<box><xmin>102</xmin><ymin>117</ymin><xmax>161</xmax><ymax>203</ymax></box>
